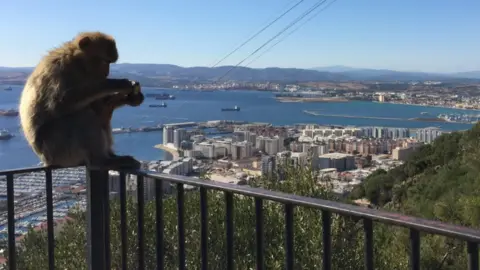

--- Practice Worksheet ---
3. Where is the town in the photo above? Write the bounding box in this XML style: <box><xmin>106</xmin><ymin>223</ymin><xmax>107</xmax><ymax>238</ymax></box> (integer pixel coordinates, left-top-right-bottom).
<box><xmin>172</xmin><ymin>80</ymin><xmax>480</xmax><ymax>111</ymax></box>
<box><xmin>0</xmin><ymin>119</ymin><xmax>448</xmax><ymax>242</ymax></box>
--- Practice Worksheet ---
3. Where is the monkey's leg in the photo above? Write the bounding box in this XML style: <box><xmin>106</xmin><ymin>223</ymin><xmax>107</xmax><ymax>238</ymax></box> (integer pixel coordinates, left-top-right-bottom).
<box><xmin>105</xmin><ymin>154</ymin><xmax>141</xmax><ymax>170</ymax></box>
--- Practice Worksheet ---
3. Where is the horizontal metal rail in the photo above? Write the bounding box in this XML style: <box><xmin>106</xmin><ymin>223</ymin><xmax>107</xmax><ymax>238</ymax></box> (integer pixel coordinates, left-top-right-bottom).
<box><xmin>135</xmin><ymin>170</ymin><xmax>480</xmax><ymax>243</ymax></box>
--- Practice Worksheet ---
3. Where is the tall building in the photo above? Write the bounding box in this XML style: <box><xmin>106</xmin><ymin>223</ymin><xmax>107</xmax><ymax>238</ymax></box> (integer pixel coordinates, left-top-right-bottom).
<box><xmin>276</xmin><ymin>151</ymin><xmax>292</xmax><ymax>167</ymax></box>
<box><xmin>362</xmin><ymin>127</ymin><xmax>410</xmax><ymax>139</ymax></box>
<box><xmin>318</xmin><ymin>153</ymin><xmax>356</xmax><ymax>172</ymax></box>
<box><xmin>231</xmin><ymin>141</ymin><xmax>253</xmax><ymax>160</ymax></box>
<box><xmin>264</xmin><ymin>136</ymin><xmax>284</xmax><ymax>155</ymax></box>
<box><xmin>163</xmin><ymin>125</ymin><xmax>175</xmax><ymax>145</ymax></box>
<box><xmin>256</xmin><ymin>136</ymin><xmax>266</xmax><ymax>151</ymax></box>
<box><xmin>416</xmin><ymin>127</ymin><xmax>443</xmax><ymax>144</ymax></box>
<box><xmin>290</xmin><ymin>152</ymin><xmax>308</xmax><ymax>168</ymax></box>
<box><xmin>261</xmin><ymin>155</ymin><xmax>276</xmax><ymax>177</ymax></box>
<box><xmin>173</xmin><ymin>128</ymin><xmax>188</xmax><ymax>148</ymax></box>
<box><xmin>232</xmin><ymin>131</ymin><xmax>245</xmax><ymax>142</ymax></box>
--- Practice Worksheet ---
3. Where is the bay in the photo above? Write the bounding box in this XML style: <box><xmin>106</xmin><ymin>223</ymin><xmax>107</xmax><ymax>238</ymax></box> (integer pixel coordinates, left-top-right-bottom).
<box><xmin>0</xmin><ymin>84</ymin><xmax>473</xmax><ymax>170</ymax></box>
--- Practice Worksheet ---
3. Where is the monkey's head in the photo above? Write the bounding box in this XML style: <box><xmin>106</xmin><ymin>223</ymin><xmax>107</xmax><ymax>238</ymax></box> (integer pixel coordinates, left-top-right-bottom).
<box><xmin>74</xmin><ymin>32</ymin><xmax>119</xmax><ymax>79</ymax></box>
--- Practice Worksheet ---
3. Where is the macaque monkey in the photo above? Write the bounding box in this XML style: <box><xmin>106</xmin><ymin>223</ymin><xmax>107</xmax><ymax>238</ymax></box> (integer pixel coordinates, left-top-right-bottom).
<box><xmin>19</xmin><ymin>31</ymin><xmax>143</xmax><ymax>170</ymax></box>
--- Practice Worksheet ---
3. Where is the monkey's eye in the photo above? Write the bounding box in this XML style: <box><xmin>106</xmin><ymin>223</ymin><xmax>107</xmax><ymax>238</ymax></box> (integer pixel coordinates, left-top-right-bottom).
<box><xmin>92</xmin><ymin>56</ymin><xmax>110</xmax><ymax>65</ymax></box>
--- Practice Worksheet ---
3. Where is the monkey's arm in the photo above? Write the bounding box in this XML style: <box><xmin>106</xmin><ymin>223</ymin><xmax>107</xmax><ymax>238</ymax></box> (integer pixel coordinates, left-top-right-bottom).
<box><xmin>58</xmin><ymin>78</ymin><xmax>140</xmax><ymax>114</ymax></box>
<box><xmin>94</xmin><ymin>92</ymin><xmax>144</xmax><ymax>124</ymax></box>
<box><xmin>107</xmin><ymin>92</ymin><xmax>144</xmax><ymax>110</ymax></box>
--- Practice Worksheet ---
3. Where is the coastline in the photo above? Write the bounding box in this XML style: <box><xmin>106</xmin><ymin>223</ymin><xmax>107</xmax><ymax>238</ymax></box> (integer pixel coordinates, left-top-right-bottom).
<box><xmin>276</xmin><ymin>97</ymin><xmax>349</xmax><ymax>103</ymax></box>
<box><xmin>372</xmin><ymin>101</ymin><xmax>480</xmax><ymax>112</ymax></box>
<box><xmin>154</xmin><ymin>144</ymin><xmax>180</xmax><ymax>161</ymax></box>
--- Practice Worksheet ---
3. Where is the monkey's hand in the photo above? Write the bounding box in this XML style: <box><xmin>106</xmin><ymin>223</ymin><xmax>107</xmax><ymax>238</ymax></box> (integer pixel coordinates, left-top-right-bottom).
<box><xmin>130</xmin><ymin>81</ymin><xmax>141</xmax><ymax>95</ymax></box>
<box><xmin>125</xmin><ymin>91</ymin><xmax>144</xmax><ymax>107</ymax></box>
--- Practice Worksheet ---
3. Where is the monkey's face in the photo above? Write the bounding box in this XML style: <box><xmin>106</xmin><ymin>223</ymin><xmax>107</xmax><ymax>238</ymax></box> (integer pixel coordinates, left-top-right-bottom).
<box><xmin>77</xmin><ymin>33</ymin><xmax>119</xmax><ymax>79</ymax></box>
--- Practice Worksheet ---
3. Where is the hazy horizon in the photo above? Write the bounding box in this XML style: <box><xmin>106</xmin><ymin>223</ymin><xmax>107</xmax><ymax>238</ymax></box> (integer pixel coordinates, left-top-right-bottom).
<box><xmin>1</xmin><ymin>62</ymin><xmax>479</xmax><ymax>75</ymax></box>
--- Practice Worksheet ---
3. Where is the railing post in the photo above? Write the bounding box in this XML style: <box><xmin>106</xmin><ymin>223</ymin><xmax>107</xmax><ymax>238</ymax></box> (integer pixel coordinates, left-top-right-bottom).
<box><xmin>86</xmin><ymin>169</ymin><xmax>110</xmax><ymax>270</ymax></box>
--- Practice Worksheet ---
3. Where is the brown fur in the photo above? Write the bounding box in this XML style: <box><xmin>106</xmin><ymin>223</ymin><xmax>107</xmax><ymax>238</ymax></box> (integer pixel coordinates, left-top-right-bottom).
<box><xmin>91</xmin><ymin>91</ymin><xmax>144</xmax><ymax>153</ymax></box>
<box><xmin>19</xmin><ymin>31</ymin><xmax>142</xmax><ymax>169</ymax></box>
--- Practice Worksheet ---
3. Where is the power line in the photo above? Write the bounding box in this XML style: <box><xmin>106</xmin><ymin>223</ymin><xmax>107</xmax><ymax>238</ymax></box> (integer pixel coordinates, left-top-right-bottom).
<box><xmin>210</xmin><ymin>0</ymin><xmax>306</xmax><ymax>68</ymax></box>
<box><xmin>162</xmin><ymin>1</ymin><xmax>305</xmax><ymax>117</ymax></box>
<box><xmin>216</xmin><ymin>0</ymin><xmax>329</xmax><ymax>82</ymax></box>
<box><xmin>245</xmin><ymin>0</ymin><xmax>338</xmax><ymax>67</ymax></box>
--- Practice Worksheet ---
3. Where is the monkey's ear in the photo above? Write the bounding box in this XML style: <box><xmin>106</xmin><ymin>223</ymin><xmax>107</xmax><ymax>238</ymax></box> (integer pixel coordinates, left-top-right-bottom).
<box><xmin>78</xmin><ymin>36</ymin><xmax>92</xmax><ymax>50</ymax></box>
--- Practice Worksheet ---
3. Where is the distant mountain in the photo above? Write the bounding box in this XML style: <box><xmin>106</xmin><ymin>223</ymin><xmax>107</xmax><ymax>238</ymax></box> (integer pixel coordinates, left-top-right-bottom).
<box><xmin>450</xmin><ymin>71</ymin><xmax>480</xmax><ymax>79</ymax></box>
<box><xmin>310</xmin><ymin>66</ymin><xmax>475</xmax><ymax>81</ymax></box>
<box><xmin>111</xmin><ymin>63</ymin><xmax>349</xmax><ymax>83</ymax></box>
<box><xmin>0</xmin><ymin>64</ymin><xmax>350</xmax><ymax>86</ymax></box>
<box><xmin>1</xmin><ymin>63</ymin><xmax>479</xmax><ymax>86</ymax></box>
<box><xmin>310</xmin><ymin>65</ymin><xmax>362</xmax><ymax>73</ymax></box>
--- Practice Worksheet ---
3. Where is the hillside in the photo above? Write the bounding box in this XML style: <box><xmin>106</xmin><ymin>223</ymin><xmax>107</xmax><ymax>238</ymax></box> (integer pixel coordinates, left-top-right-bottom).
<box><xmin>311</xmin><ymin>66</ymin><xmax>480</xmax><ymax>81</ymax></box>
<box><xmin>350</xmin><ymin>122</ymin><xmax>480</xmax><ymax>228</ymax></box>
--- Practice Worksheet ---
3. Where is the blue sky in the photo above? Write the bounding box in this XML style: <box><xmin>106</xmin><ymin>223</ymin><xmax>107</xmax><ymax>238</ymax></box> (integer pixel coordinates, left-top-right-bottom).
<box><xmin>0</xmin><ymin>0</ymin><xmax>479</xmax><ymax>73</ymax></box>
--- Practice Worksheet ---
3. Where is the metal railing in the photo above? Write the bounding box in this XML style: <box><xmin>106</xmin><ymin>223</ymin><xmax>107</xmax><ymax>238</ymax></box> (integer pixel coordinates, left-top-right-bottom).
<box><xmin>0</xmin><ymin>166</ymin><xmax>480</xmax><ymax>270</ymax></box>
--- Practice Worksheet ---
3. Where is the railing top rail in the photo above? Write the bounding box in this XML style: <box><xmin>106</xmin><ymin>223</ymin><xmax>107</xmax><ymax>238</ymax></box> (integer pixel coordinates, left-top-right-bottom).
<box><xmin>0</xmin><ymin>166</ymin><xmax>47</xmax><ymax>176</ymax></box>
<box><xmin>136</xmin><ymin>170</ymin><xmax>480</xmax><ymax>243</ymax></box>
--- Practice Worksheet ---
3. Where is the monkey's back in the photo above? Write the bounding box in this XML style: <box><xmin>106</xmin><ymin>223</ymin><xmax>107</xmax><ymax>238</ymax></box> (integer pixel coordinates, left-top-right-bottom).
<box><xmin>19</xmin><ymin>43</ymin><xmax>107</xmax><ymax>166</ymax></box>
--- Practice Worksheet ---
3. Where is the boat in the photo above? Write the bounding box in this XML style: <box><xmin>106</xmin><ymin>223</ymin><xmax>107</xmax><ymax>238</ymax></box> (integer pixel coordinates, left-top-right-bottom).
<box><xmin>139</xmin><ymin>126</ymin><xmax>163</xmax><ymax>132</ymax></box>
<box><xmin>420</xmin><ymin>112</ymin><xmax>429</xmax><ymax>115</ymax></box>
<box><xmin>3</xmin><ymin>87</ymin><xmax>12</xmax><ymax>91</ymax></box>
<box><xmin>149</xmin><ymin>102</ymin><xmax>167</xmax><ymax>108</ymax></box>
<box><xmin>0</xmin><ymin>130</ymin><xmax>13</xmax><ymax>141</ymax></box>
<box><xmin>0</xmin><ymin>109</ymin><xmax>18</xmax><ymax>117</ymax></box>
<box><xmin>145</xmin><ymin>93</ymin><xmax>175</xmax><ymax>100</ymax></box>
<box><xmin>275</xmin><ymin>93</ymin><xmax>303</xmax><ymax>98</ymax></box>
<box><xmin>154</xmin><ymin>94</ymin><xmax>175</xmax><ymax>100</ymax></box>
<box><xmin>111</xmin><ymin>127</ymin><xmax>132</xmax><ymax>134</ymax></box>
<box><xmin>221</xmin><ymin>105</ymin><xmax>240</xmax><ymax>112</ymax></box>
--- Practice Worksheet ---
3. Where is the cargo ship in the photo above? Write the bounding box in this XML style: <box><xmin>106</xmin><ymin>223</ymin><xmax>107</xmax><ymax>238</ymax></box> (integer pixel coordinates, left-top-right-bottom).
<box><xmin>0</xmin><ymin>109</ymin><xmax>18</xmax><ymax>117</ymax></box>
<box><xmin>275</xmin><ymin>93</ymin><xmax>303</xmax><ymax>98</ymax></box>
<box><xmin>3</xmin><ymin>86</ymin><xmax>12</xmax><ymax>91</ymax></box>
<box><xmin>0</xmin><ymin>130</ymin><xmax>13</xmax><ymax>141</ymax></box>
<box><xmin>149</xmin><ymin>102</ymin><xmax>167</xmax><ymax>108</ymax></box>
<box><xmin>154</xmin><ymin>94</ymin><xmax>175</xmax><ymax>100</ymax></box>
<box><xmin>221</xmin><ymin>106</ymin><xmax>240</xmax><ymax>112</ymax></box>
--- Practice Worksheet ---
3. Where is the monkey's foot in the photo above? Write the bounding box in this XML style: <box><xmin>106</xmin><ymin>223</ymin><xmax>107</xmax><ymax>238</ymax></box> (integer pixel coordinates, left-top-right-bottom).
<box><xmin>107</xmin><ymin>155</ymin><xmax>141</xmax><ymax>170</ymax></box>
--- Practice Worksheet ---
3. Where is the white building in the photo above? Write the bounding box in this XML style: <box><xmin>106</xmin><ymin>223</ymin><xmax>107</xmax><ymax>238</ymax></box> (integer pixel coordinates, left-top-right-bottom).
<box><xmin>173</xmin><ymin>128</ymin><xmax>188</xmax><ymax>148</ymax></box>
<box><xmin>416</xmin><ymin>127</ymin><xmax>443</xmax><ymax>144</ymax></box>
<box><xmin>163</xmin><ymin>125</ymin><xmax>175</xmax><ymax>145</ymax></box>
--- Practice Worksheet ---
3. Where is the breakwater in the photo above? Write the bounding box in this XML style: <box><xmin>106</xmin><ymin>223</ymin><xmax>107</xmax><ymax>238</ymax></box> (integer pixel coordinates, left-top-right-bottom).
<box><xmin>302</xmin><ymin>110</ymin><xmax>452</xmax><ymax>124</ymax></box>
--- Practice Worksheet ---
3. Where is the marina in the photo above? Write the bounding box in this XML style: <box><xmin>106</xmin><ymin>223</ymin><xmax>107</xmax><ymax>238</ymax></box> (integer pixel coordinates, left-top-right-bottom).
<box><xmin>0</xmin><ymin>167</ymin><xmax>87</xmax><ymax>239</ymax></box>
<box><xmin>437</xmin><ymin>113</ymin><xmax>480</xmax><ymax>124</ymax></box>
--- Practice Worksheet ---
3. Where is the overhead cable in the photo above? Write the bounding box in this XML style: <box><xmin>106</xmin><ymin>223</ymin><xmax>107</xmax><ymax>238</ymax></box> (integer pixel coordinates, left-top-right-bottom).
<box><xmin>216</xmin><ymin>0</ymin><xmax>330</xmax><ymax>82</ymax></box>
